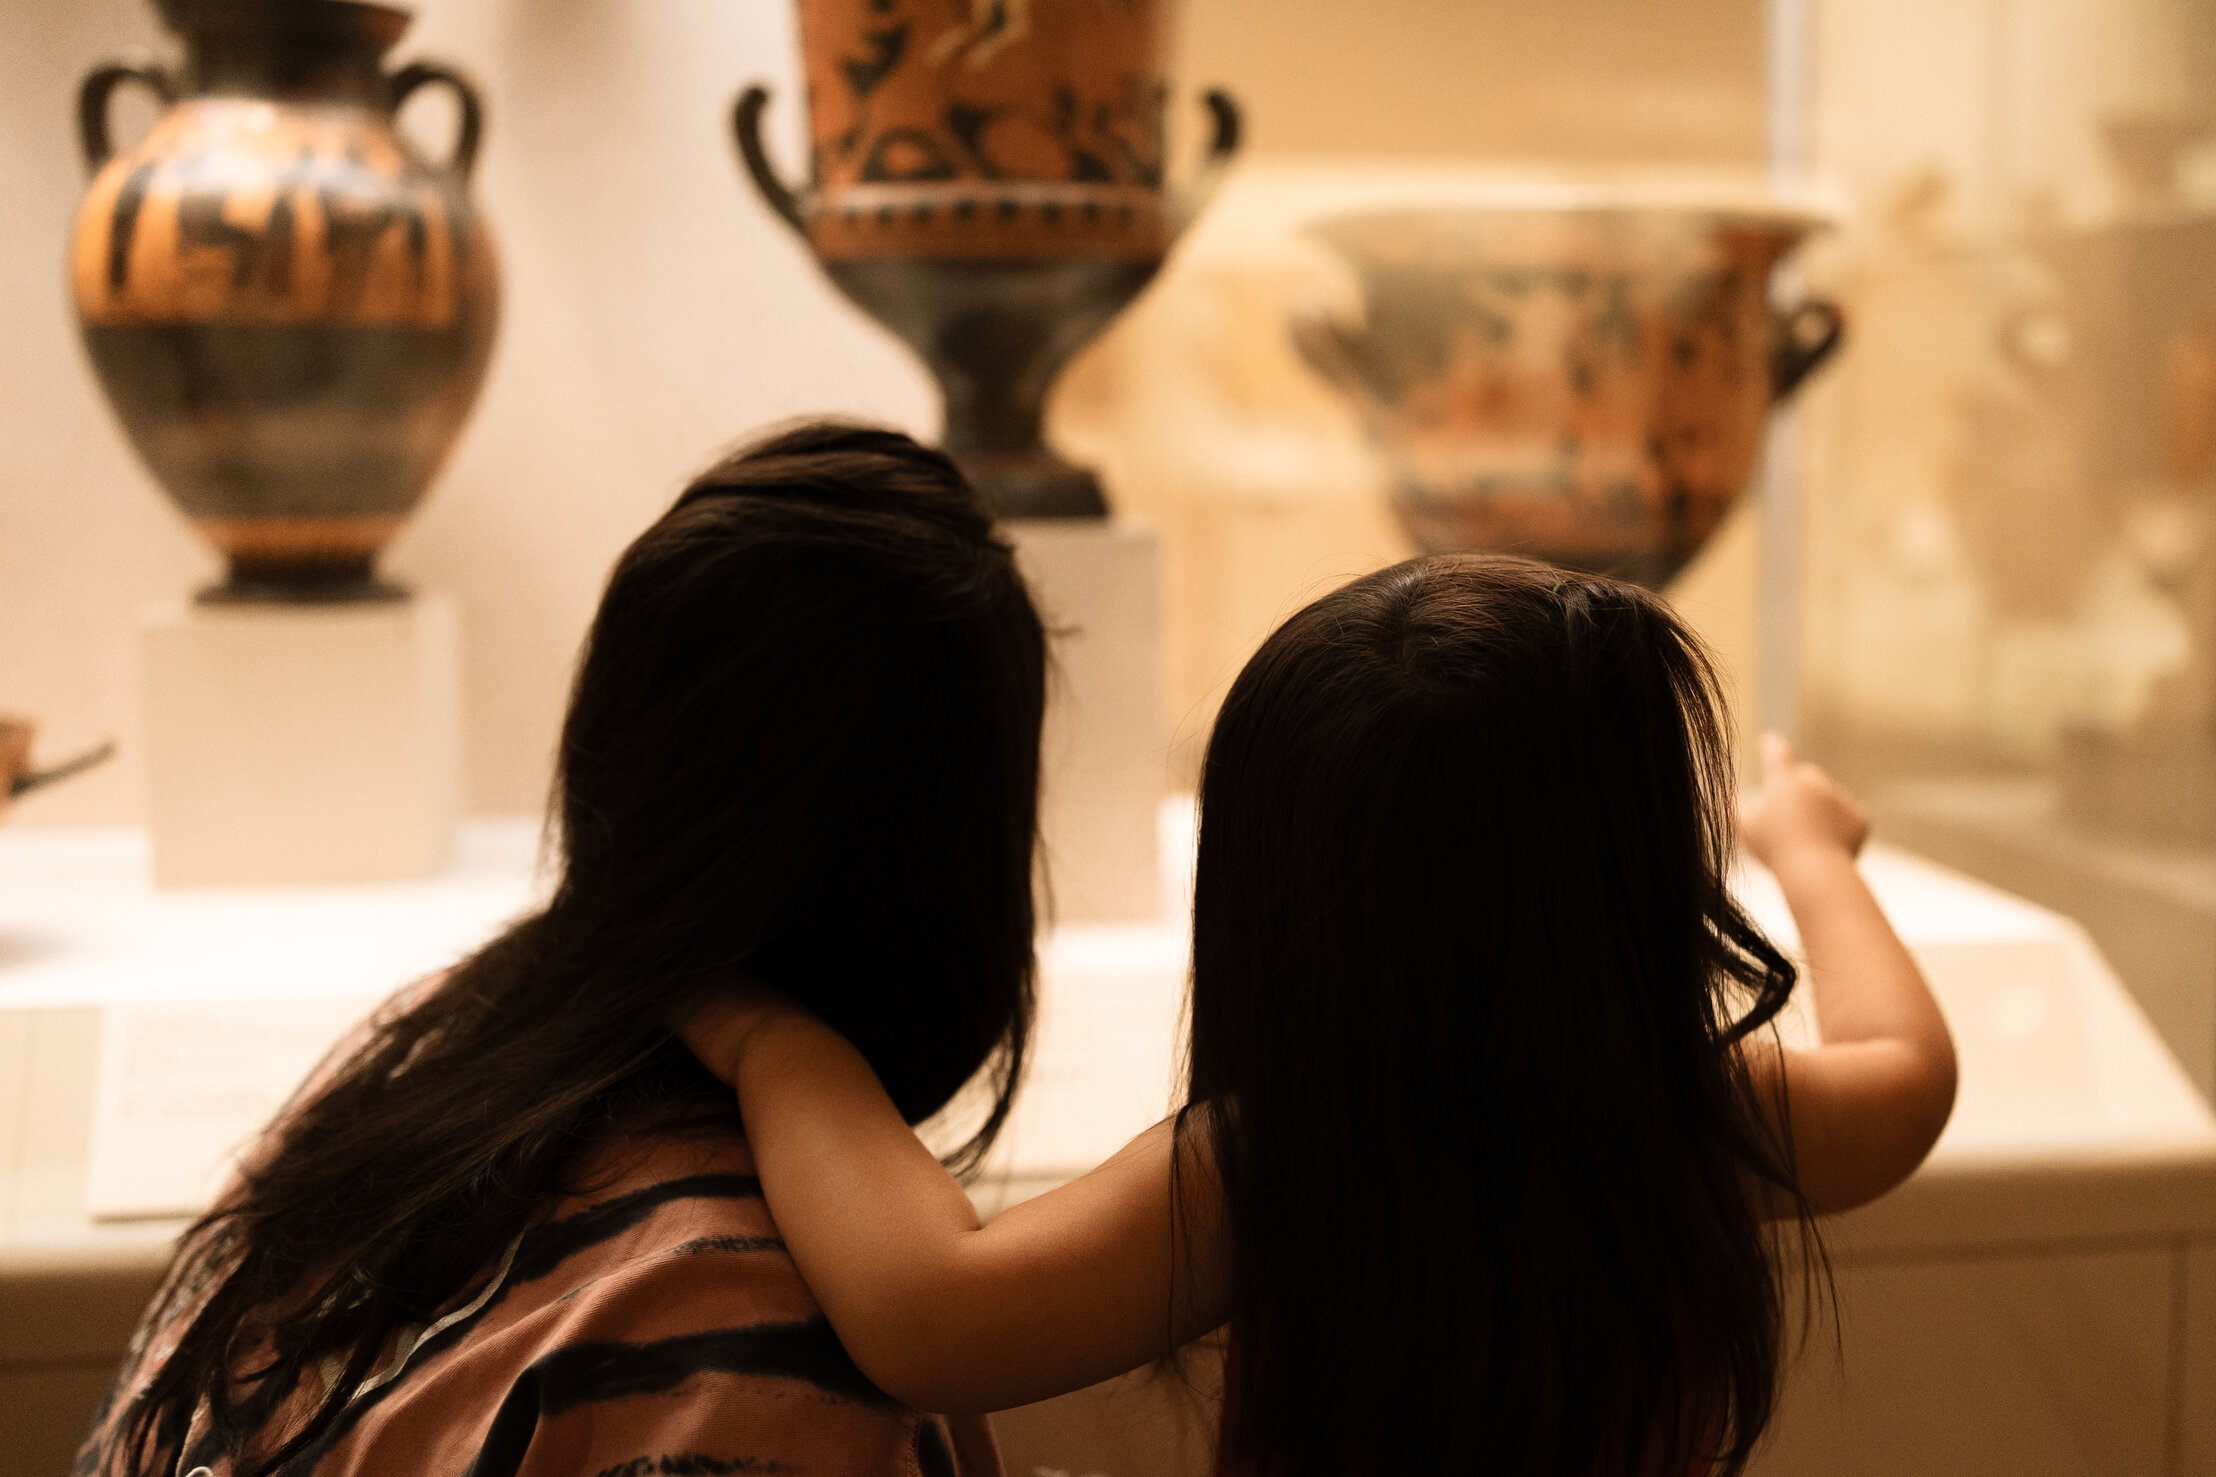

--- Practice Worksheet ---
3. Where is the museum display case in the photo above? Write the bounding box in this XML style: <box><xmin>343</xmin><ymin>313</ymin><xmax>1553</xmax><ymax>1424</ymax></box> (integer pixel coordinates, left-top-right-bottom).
<box><xmin>2</xmin><ymin>0</ymin><xmax>2214</xmax><ymax>1474</ymax></box>
<box><xmin>1792</xmin><ymin>0</ymin><xmax>2216</xmax><ymax>1108</ymax></box>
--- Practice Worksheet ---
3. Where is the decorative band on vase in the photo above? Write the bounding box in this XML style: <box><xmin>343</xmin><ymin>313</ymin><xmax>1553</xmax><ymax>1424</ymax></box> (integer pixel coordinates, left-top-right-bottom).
<box><xmin>1392</xmin><ymin>481</ymin><xmax>1731</xmax><ymax>566</ymax></box>
<box><xmin>805</xmin><ymin>181</ymin><xmax>1168</xmax><ymax>261</ymax></box>
<box><xmin>193</xmin><ymin>512</ymin><xmax>407</xmax><ymax>563</ymax></box>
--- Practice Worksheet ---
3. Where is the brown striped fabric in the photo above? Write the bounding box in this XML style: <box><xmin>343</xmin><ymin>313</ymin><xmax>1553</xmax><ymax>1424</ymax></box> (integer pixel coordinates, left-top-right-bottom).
<box><xmin>76</xmin><ymin>1109</ymin><xmax>1000</xmax><ymax>1477</ymax></box>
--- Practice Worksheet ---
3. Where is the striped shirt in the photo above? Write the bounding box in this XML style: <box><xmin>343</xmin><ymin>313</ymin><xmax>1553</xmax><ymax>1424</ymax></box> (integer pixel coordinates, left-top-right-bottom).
<box><xmin>76</xmin><ymin>1106</ymin><xmax>1000</xmax><ymax>1477</ymax></box>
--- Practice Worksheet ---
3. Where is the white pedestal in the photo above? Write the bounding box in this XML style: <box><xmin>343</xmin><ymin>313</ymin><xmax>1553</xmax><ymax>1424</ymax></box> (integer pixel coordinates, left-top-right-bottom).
<box><xmin>1007</xmin><ymin>520</ymin><xmax>1165</xmax><ymax>923</ymax></box>
<box><xmin>138</xmin><ymin>593</ymin><xmax>462</xmax><ymax>887</ymax></box>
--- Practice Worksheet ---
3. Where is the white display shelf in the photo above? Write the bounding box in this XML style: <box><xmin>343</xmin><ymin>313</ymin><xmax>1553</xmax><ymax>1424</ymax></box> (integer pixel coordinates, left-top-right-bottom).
<box><xmin>4</xmin><ymin>808</ymin><xmax>2215</xmax><ymax>1475</ymax></box>
<box><xmin>0</xmin><ymin>812</ymin><xmax>1195</xmax><ymax>1236</ymax></box>
<box><xmin>6</xmin><ymin>808</ymin><xmax>2216</xmax><ymax>1246</ymax></box>
<box><xmin>0</xmin><ymin>818</ymin><xmax>548</xmax><ymax>1012</ymax></box>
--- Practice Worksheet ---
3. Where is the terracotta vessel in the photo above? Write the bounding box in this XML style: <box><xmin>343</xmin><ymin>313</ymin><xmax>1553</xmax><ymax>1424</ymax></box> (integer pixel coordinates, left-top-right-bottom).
<box><xmin>0</xmin><ymin>715</ymin><xmax>115</xmax><ymax>822</ymax></box>
<box><xmin>72</xmin><ymin>0</ymin><xmax>497</xmax><ymax>602</ymax></box>
<box><xmin>737</xmin><ymin>0</ymin><xmax>1237</xmax><ymax>518</ymax></box>
<box><xmin>1295</xmin><ymin>206</ymin><xmax>1843</xmax><ymax>588</ymax></box>
<box><xmin>0</xmin><ymin>718</ymin><xmax>28</xmax><ymax>823</ymax></box>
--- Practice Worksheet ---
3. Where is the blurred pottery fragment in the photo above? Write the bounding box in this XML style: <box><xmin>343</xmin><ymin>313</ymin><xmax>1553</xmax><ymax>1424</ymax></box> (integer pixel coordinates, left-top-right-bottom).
<box><xmin>0</xmin><ymin>716</ymin><xmax>117</xmax><ymax>821</ymax></box>
<box><xmin>2102</xmin><ymin>108</ymin><xmax>2216</xmax><ymax>219</ymax></box>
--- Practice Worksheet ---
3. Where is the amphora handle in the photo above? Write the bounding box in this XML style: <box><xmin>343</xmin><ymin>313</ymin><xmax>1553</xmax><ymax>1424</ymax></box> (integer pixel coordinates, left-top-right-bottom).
<box><xmin>1772</xmin><ymin>299</ymin><xmax>1845</xmax><ymax>400</ymax></box>
<box><xmin>77</xmin><ymin>60</ymin><xmax>175</xmax><ymax>173</ymax></box>
<box><xmin>732</xmin><ymin>84</ymin><xmax>806</xmax><ymax>233</ymax></box>
<box><xmin>389</xmin><ymin>62</ymin><xmax>486</xmax><ymax>179</ymax></box>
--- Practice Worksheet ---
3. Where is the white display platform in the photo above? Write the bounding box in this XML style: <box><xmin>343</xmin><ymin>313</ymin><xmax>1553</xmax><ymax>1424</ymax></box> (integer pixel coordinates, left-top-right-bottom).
<box><xmin>1006</xmin><ymin>520</ymin><xmax>1165</xmax><ymax>923</ymax></box>
<box><xmin>140</xmin><ymin>592</ymin><xmax>462</xmax><ymax>887</ymax></box>
<box><xmin>3</xmin><ymin>811</ymin><xmax>2214</xmax><ymax>1476</ymax></box>
<box><xmin>1875</xmin><ymin>771</ymin><xmax>2216</xmax><ymax>1102</ymax></box>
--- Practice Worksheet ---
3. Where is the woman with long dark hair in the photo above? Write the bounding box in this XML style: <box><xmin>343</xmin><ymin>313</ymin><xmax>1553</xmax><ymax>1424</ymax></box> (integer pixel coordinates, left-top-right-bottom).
<box><xmin>683</xmin><ymin>555</ymin><xmax>1958</xmax><ymax>1475</ymax></box>
<box><xmin>77</xmin><ymin>422</ymin><xmax>1047</xmax><ymax>1477</ymax></box>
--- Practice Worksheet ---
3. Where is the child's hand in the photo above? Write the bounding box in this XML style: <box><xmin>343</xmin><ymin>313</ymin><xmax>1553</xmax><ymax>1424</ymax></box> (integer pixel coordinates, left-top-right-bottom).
<box><xmin>671</xmin><ymin>982</ymin><xmax>810</xmax><ymax>1088</ymax></box>
<box><xmin>1738</xmin><ymin>733</ymin><xmax>1869</xmax><ymax>874</ymax></box>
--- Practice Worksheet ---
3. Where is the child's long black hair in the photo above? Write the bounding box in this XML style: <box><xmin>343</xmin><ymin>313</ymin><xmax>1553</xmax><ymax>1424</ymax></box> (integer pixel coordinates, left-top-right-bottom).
<box><xmin>1185</xmin><ymin>555</ymin><xmax>1811</xmax><ymax>1476</ymax></box>
<box><xmin>99</xmin><ymin>422</ymin><xmax>1048</xmax><ymax>1477</ymax></box>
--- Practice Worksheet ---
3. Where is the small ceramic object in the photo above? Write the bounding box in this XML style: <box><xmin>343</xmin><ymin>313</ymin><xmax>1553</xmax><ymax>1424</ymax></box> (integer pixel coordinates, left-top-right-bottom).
<box><xmin>0</xmin><ymin>716</ymin><xmax>115</xmax><ymax>821</ymax></box>
<box><xmin>71</xmin><ymin>0</ymin><xmax>498</xmax><ymax>601</ymax></box>
<box><xmin>736</xmin><ymin>0</ymin><xmax>1238</xmax><ymax>517</ymax></box>
<box><xmin>0</xmin><ymin>719</ymin><xmax>29</xmax><ymax>817</ymax></box>
<box><xmin>1294</xmin><ymin>205</ymin><xmax>1844</xmax><ymax>588</ymax></box>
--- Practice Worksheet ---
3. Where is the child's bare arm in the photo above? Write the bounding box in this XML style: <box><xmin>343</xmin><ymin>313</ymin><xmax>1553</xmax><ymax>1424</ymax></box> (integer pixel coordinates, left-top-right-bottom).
<box><xmin>1739</xmin><ymin>735</ymin><xmax>1958</xmax><ymax>1214</ymax></box>
<box><xmin>681</xmin><ymin>997</ymin><xmax>1229</xmax><ymax>1414</ymax></box>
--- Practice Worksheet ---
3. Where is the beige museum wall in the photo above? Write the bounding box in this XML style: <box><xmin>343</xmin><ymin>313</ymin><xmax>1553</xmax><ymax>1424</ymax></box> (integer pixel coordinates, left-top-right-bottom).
<box><xmin>0</xmin><ymin>0</ymin><xmax>1765</xmax><ymax>827</ymax></box>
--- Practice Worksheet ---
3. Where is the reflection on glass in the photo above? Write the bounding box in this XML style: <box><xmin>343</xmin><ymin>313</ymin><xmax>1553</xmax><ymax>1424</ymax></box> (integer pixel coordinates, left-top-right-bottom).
<box><xmin>1800</xmin><ymin>0</ymin><xmax>2216</xmax><ymax>1094</ymax></box>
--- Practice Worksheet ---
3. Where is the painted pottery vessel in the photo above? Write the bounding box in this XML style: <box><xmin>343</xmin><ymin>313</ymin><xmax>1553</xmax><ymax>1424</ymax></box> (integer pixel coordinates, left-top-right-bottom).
<box><xmin>1295</xmin><ymin>207</ymin><xmax>1844</xmax><ymax>588</ymax></box>
<box><xmin>0</xmin><ymin>715</ymin><xmax>115</xmax><ymax>821</ymax></box>
<box><xmin>72</xmin><ymin>0</ymin><xmax>497</xmax><ymax>602</ymax></box>
<box><xmin>0</xmin><ymin>717</ymin><xmax>28</xmax><ymax>824</ymax></box>
<box><xmin>737</xmin><ymin>0</ymin><xmax>1238</xmax><ymax>518</ymax></box>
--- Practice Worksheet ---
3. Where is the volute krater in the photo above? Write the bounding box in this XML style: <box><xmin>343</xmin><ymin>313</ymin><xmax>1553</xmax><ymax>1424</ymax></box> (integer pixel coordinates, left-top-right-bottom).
<box><xmin>736</xmin><ymin>0</ymin><xmax>1238</xmax><ymax>518</ymax></box>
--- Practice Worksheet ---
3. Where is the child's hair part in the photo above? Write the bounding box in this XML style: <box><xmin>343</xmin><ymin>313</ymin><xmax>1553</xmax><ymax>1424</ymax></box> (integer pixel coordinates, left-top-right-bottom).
<box><xmin>1187</xmin><ymin>554</ymin><xmax>1805</xmax><ymax>1476</ymax></box>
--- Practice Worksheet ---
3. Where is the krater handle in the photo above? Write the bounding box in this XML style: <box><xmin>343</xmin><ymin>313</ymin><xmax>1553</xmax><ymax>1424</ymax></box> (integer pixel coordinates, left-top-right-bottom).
<box><xmin>1772</xmin><ymin>299</ymin><xmax>1845</xmax><ymax>400</ymax></box>
<box><xmin>1289</xmin><ymin>309</ymin><xmax>1376</xmax><ymax>404</ymax></box>
<box><xmin>388</xmin><ymin>62</ymin><xmax>486</xmax><ymax>179</ymax></box>
<box><xmin>1175</xmin><ymin>88</ymin><xmax>1242</xmax><ymax>228</ymax></box>
<box><xmin>77</xmin><ymin>61</ymin><xmax>174</xmax><ymax>173</ymax></box>
<box><xmin>732</xmin><ymin>84</ymin><xmax>807</xmax><ymax>233</ymax></box>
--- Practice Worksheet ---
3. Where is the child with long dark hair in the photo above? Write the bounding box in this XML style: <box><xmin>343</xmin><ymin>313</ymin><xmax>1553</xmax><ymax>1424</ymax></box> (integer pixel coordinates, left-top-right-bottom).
<box><xmin>683</xmin><ymin>554</ymin><xmax>1957</xmax><ymax>1476</ymax></box>
<box><xmin>78</xmin><ymin>423</ymin><xmax>1047</xmax><ymax>1477</ymax></box>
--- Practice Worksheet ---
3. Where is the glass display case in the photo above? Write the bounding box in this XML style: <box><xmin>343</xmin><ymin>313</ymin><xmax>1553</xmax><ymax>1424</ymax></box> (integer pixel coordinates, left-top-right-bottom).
<box><xmin>1796</xmin><ymin>0</ymin><xmax>2216</xmax><ymax>1095</ymax></box>
<box><xmin>5</xmin><ymin>3</ymin><xmax>2216</xmax><ymax>1474</ymax></box>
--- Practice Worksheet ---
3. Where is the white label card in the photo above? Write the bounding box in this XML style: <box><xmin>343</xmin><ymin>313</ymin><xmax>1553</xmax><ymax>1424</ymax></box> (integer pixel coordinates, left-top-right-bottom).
<box><xmin>86</xmin><ymin>995</ymin><xmax>378</xmax><ymax>1220</ymax></box>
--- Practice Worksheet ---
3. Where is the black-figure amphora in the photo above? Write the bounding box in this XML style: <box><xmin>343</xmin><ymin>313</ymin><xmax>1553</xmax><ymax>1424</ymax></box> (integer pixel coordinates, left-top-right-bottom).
<box><xmin>72</xmin><ymin>0</ymin><xmax>498</xmax><ymax>601</ymax></box>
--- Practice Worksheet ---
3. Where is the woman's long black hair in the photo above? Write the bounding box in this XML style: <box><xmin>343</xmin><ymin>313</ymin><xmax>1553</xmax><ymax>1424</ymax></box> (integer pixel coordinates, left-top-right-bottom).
<box><xmin>1185</xmin><ymin>555</ymin><xmax>1813</xmax><ymax>1476</ymax></box>
<box><xmin>105</xmin><ymin>422</ymin><xmax>1048</xmax><ymax>1477</ymax></box>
